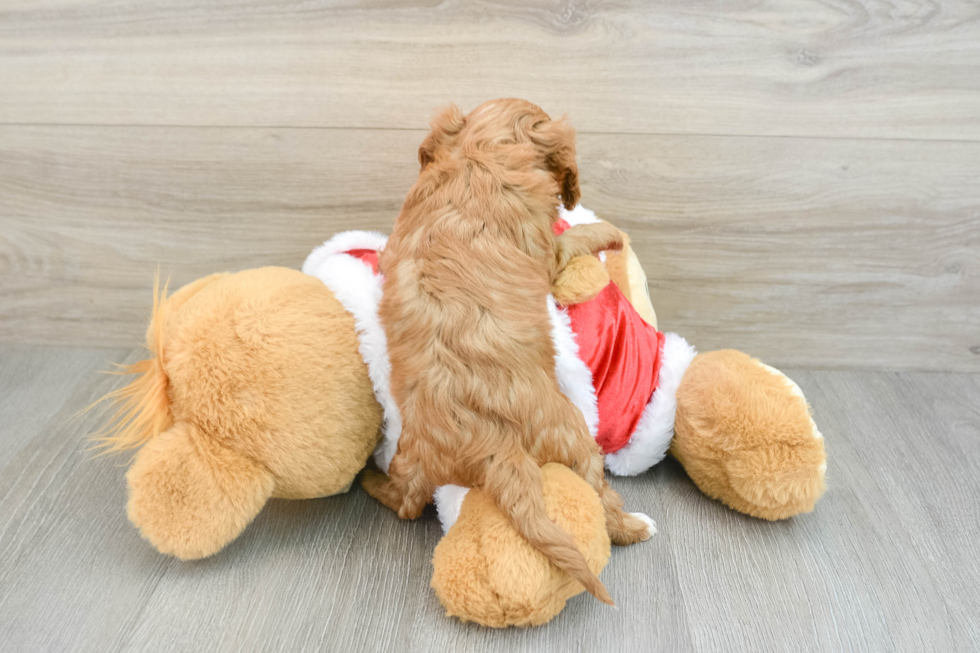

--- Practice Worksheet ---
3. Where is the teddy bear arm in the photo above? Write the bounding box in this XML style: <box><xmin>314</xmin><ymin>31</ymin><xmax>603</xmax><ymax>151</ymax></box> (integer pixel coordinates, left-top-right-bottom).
<box><xmin>551</xmin><ymin>223</ymin><xmax>658</xmax><ymax>329</ymax></box>
<box><xmin>126</xmin><ymin>420</ymin><xmax>275</xmax><ymax>560</ymax></box>
<box><xmin>550</xmin><ymin>220</ymin><xmax>624</xmax><ymax>305</ymax></box>
<box><xmin>551</xmin><ymin>255</ymin><xmax>610</xmax><ymax>305</ymax></box>
<box><xmin>671</xmin><ymin>350</ymin><xmax>827</xmax><ymax>520</ymax></box>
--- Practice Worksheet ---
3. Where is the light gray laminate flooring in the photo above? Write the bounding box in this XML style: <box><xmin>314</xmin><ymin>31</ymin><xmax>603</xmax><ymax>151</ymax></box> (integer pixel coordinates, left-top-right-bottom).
<box><xmin>1</xmin><ymin>346</ymin><xmax>977</xmax><ymax>652</ymax></box>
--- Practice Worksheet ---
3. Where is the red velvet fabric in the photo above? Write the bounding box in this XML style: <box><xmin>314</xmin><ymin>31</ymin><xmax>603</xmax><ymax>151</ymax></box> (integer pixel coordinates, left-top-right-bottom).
<box><xmin>343</xmin><ymin>224</ymin><xmax>664</xmax><ymax>455</ymax></box>
<box><xmin>552</xmin><ymin>218</ymin><xmax>572</xmax><ymax>236</ymax></box>
<box><xmin>566</xmin><ymin>284</ymin><xmax>664</xmax><ymax>454</ymax></box>
<box><xmin>551</xmin><ymin>217</ymin><xmax>664</xmax><ymax>453</ymax></box>
<box><xmin>345</xmin><ymin>248</ymin><xmax>381</xmax><ymax>274</ymax></box>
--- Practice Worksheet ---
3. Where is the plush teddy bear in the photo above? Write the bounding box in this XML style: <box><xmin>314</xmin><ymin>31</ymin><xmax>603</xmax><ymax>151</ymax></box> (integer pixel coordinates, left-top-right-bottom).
<box><xmin>348</xmin><ymin>206</ymin><xmax>827</xmax><ymax>626</ymax></box>
<box><xmin>300</xmin><ymin>206</ymin><xmax>825</xmax><ymax>523</ymax></box>
<box><xmin>93</xmin><ymin>207</ymin><xmax>825</xmax><ymax>625</ymax></box>
<box><xmin>93</xmin><ymin>267</ymin><xmax>383</xmax><ymax>559</ymax></box>
<box><xmin>431</xmin><ymin>463</ymin><xmax>612</xmax><ymax>627</ymax></box>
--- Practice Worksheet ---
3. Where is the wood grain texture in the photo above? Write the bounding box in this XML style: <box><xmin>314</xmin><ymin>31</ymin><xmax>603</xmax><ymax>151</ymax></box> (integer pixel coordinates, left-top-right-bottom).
<box><xmin>0</xmin><ymin>347</ymin><xmax>177</xmax><ymax>653</ymax></box>
<box><xmin>0</xmin><ymin>0</ymin><xmax>978</xmax><ymax>140</ymax></box>
<box><xmin>1</xmin><ymin>126</ymin><xmax>978</xmax><ymax>370</ymax></box>
<box><xmin>803</xmin><ymin>369</ymin><xmax>980</xmax><ymax>650</ymax></box>
<box><xmin>1</xmin><ymin>347</ymin><xmax>979</xmax><ymax>652</ymax></box>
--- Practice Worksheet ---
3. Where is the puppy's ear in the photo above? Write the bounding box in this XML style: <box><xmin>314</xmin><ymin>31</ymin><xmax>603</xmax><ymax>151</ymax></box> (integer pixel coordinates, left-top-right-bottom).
<box><xmin>420</xmin><ymin>104</ymin><xmax>466</xmax><ymax>170</ymax></box>
<box><xmin>530</xmin><ymin>118</ymin><xmax>581</xmax><ymax>210</ymax></box>
<box><xmin>418</xmin><ymin>133</ymin><xmax>436</xmax><ymax>170</ymax></box>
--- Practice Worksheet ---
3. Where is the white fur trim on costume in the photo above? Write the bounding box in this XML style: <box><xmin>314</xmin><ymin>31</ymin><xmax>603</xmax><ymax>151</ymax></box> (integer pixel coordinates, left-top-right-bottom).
<box><xmin>302</xmin><ymin>232</ymin><xmax>403</xmax><ymax>473</ymax></box>
<box><xmin>434</xmin><ymin>485</ymin><xmax>471</xmax><ymax>533</ymax></box>
<box><xmin>604</xmin><ymin>332</ymin><xmax>697</xmax><ymax>476</ymax></box>
<box><xmin>302</xmin><ymin>230</ymin><xmax>388</xmax><ymax>269</ymax></box>
<box><xmin>547</xmin><ymin>296</ymin><xmax>599</xmax><ymax>438</ymax></box>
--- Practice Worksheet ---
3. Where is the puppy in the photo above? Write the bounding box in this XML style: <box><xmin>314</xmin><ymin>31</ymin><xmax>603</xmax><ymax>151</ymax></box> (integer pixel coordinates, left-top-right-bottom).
<box><xmin>363</xmin><ymin>99</ymin><xmax>652</xmax><ymax>605</ymax></box>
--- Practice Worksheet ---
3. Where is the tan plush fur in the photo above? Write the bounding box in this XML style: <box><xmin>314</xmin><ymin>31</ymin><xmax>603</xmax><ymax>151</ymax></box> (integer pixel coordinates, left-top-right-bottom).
<box><xmin>364</xmin><ymin>99</ymin><xmax>650</xmax><ymax>606</ymax></box>
<box><xmin>430</xmin><ymin>249</ymin><xmax>827</xmax><ymax>627</ymax></box>
<box><xmin>602</xmin><ymin>233</ymin><xmax>633</xmax><ymax>304</ymax></box>
<box><xmin>95</xmin><ymin>267</ymin><xmax>382</xmax><ymax>559</ymax></box>
<box><xmin>431</xmin><ymin>464</ymin><xmax>611</xmax><ymax>627</ymax></box>
<box><xmin>609</xmin><ymin>234</ymin><xmax>657</xmax><ymax>329</ymax></box>
<box><xmin>551</xmin><ymin>227</ymin><xmax>657</xmax><ymax>329</ymax></box>
<box><xmin>621</xmin><ymin>245</ymin><xmax>658</xmax><ymax>329</ymax></box>
<box><xmin>88</xmin><ymin>273</ymin><xmax>222</xmax><ymax>454</ymax></box>
<box><xmin>549</xmin><ymin>254</ymin><xmax>610</xmax><ymax>305</ymax></box>
<box><xmin>672</xmin><ymin>350</ymin><xmax>827</xmax><ymax>520</ymax></box>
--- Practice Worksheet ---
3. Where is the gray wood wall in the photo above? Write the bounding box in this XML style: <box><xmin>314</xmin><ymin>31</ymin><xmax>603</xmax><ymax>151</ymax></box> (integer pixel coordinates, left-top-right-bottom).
<box><xmin>1</xmin><ymin>0</ymin><xmax>978</xmax><ymax>371</ymax></box>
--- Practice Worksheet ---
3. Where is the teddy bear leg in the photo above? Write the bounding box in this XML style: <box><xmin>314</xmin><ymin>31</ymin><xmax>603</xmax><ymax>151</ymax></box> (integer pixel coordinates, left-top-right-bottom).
<box><xmin>126</xmin><ymin>421</ymin><xmax>275</xmax><ymax>560</ymax></box>
<box><xmin>672</xmin><ymin>350</ymin><xmax>827</xmax><ymax>520</ymax></box>
<box><xmin>537</xmin><ymin>408</ymin><xmax>655</xmax><ymax>545</ymax></box>
<box><xmin>430</xmin><ymin>464</ymin><xmax>612</xmax><ymax>628</ymax></box>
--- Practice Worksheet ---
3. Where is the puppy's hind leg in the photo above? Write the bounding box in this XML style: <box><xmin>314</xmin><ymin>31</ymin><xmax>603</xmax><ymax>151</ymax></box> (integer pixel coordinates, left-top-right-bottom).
<box><xmin>540</xmin><ymin>401</ymin><xmax>654</xmax><ymax>546</ymax></box>
<box><xmin>579</xmin><ymin>451</ymin><xmax>655</xmax><ymax>545</ymax></box>
<box><xmin>360</xmin><ymin>468</ymin><xmax>405</xmax><ymax>513</ymax></box>
<box><xmin>361</xmin><ymin>440</ymin><xmax>433</xmax><ymax>520</ymax></box>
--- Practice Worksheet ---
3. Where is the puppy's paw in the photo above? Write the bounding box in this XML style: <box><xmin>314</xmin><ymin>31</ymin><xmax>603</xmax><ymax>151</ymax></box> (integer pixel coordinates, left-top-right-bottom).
<box><xmin>554</xmin><ymin>222</ymin><xmax>625</xmax><ymax>271</ymax></box>
<box><xmin>630</xmin><ymin>512</ymin><xmax>657</xmax><ymax>539</ymax></box>
<box><xmin>609</xmin><ymin>511</ymin><xmax>656</xmax><ymax>545</ymax></box>
<box><xmin>361</xmin><ymin>469</ymin><xmax>402</xmax><ymax>513</ymax></box>
<box><xmin>588</xmin><ymin>221</ymin><xmax>625</xmax><ymax>254</ymax></box>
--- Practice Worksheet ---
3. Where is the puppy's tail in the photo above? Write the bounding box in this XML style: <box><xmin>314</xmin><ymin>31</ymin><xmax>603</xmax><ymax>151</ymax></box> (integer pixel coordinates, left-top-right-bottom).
<box><xmin>484</xmin><ymin>451</ymin><xmax>614</xmax><ymax>606</ymax></box>
<box><xmin>86</xmin><ymin>273</ymin><xmax>173</xmax><ymax>454</ymax></box>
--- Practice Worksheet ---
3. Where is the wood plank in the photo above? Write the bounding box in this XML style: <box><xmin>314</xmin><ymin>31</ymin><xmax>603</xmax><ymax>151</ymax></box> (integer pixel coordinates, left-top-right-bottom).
<box><xmin>3</xmin><ymin>350</ymin><xmax>978</xmax><ymax>652</ymax></box>
<box><xmin>593</xmin><ymin>134</ymin><xmax>980</xmax><ymax>372</ymax></box>
<box><xmin>0</xmin><ymin>0</ymin><xmax>978</xmax><ymax>139</ymax></box>
<box><xmin>805</xmin><ymin>369</ymin><xmax>980</xmax><ymax>649</ymax></box>
<box><xmin>0</xmin><ymin>346</ymin><xmax>177</xmax><ymax>653</ymax></box>
<box><xmin>2</xmin><ymin>125</ymin><xmax>978</xmax><ymax>371</ymax></box>
<box><xmin>116</xmin><ymin>476</ymin><xmax>693</xmax><ymax>653</ymax></box>
<box><xmin>0</xmin><ymin>345</ymin><xmax>115</xmax><ymax>482</ymax></box>
<box><xmin>661</xmin><ymin>368</ymin><xmax>973</xmax><ymax>652</ymax></box>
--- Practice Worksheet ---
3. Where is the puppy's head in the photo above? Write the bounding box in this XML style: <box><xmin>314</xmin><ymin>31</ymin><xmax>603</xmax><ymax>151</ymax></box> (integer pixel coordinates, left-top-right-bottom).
<box><xmin>417</xmin><ymin>99</ymin><xmax>581</xmax><ymax>210</ymax></box>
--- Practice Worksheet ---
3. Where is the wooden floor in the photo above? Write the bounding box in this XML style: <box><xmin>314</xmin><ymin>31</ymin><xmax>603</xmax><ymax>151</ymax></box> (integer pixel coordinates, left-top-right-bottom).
<box><xmin>0</xmin><ymin>345</ymin><xmax>978</xmax><ymax>652</ymax></box>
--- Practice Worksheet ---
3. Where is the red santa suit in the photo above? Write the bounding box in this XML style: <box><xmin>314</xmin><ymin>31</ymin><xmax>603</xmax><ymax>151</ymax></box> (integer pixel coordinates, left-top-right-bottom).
<box><xmin>302</xmin><ymin>206</ymin><xmax>696</xmax><ymax>514</ymax></box>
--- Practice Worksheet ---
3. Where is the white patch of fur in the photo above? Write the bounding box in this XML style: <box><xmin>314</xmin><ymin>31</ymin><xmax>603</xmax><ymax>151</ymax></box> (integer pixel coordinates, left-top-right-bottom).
<box><xmin>558</xmin><ymin>204</ymin><xmax>601</xmax><ymax>227</ymax></box>
<box><xmin>302</xmin><ymin>232</ymin><xmax>403</xmax><ymax>473</ymax></box>
<box><xmin>756</xmin><ymin>361</ymin><xmax>823</xmax><ymax>440</ymax></box>
<box><xmin>631</xmin><ymin>512</ymin><xmax>657</xmax><ymax>536</ymax></box>
<box><xmin>547</xmin><ymin>296</ymin><xmax>599</xmax><ymax>438</ymax></box>
<box><xmin>434</xmin><ymin>485</ymin><xmax>471</xmax><ymax>533</ymax></box>
<box><xmin>604</xmin><ymin>332</ymin><xmax>697</xmax><ymax>476</ymax></box>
